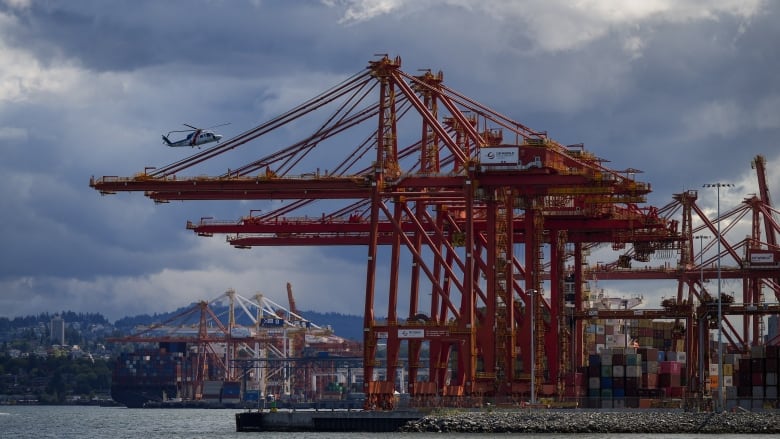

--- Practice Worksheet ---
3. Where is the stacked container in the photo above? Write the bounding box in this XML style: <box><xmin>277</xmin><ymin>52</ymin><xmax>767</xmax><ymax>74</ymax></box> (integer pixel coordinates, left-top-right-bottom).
<box><xmin>717</xmin><ymin>344</ymin><xmax>779</xmax><ymax>410</ymax></box>
<box><xmin>584</xmin><ymin>345</ymin><xmax>693</xmax><ymax>408</ymax></box>
<box><xmin>222</xmin><ymin>381</ymin><xmax>242</xmax><ymax>403</ymax></box>
<box><xmin>584</xmin><ymin>347</ymin><xmax>644</xmax><ymax>408</ymax></box>
<box><xmin>585</xmin><ymin>319</ymin><xmax>685</xmax><ymax>355</ymax></box>
<box><xmin>202</xmin><ymin>380</ymin><xmax>224</xmax><ymax>403</ymax></box>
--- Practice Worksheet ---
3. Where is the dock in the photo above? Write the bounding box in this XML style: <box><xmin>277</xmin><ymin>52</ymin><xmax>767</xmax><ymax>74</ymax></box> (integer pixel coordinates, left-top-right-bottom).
<box><xmin>235</xmin><ymin>409</ymin><xmax>424</xmax><ymax>432</ymax></box>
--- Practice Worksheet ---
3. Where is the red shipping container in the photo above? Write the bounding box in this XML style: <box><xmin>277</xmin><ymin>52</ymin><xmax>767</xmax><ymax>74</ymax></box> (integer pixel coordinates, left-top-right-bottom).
<box><xmin>641</xmin><ymin>373</ymin><xmax>658</xmax><ymax>389</ymax></box>
<box><xmin>752</xmin><ymin>372</ymin><xmax>764</xmax><ymax>386</ymax></box>
<box><xmin>565</xmin><ymin>372</ymin><xmax>585</xmax><ymax>386</ymax></box>
<box><xmin>751</xmin><ymin>359</ymin><xmax>765</xmax><ymax>372</ymax></box>
<box><xmin>659</xmin><ymin>373</ymin><xmax>681</xmax><ymax>388</ymax></box>
<box><xmin>640</xmin><ymin>347</ymin><xmax>659</xmax><ymax>362</ymax></box>
<box><xmin>668</xmin><ymin>386</ymin><xmax>685</xmax><ymax>398</ymax></box>
<box><xmin>660</xmin><ymin>361</ymin><xmax>682</xmax><ymax>374</ymax></box>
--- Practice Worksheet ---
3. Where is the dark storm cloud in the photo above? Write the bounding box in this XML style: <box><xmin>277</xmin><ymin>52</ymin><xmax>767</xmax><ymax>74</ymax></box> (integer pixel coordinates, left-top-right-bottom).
<box><xmin>1</xmin><ymin>1</ymin><xmax>352</xmax><ymax>75</ymax></box>
<box><xmin>581</xmin><ymin>7</ymin><xmax>780</xmax><ymax>202</ymax></box>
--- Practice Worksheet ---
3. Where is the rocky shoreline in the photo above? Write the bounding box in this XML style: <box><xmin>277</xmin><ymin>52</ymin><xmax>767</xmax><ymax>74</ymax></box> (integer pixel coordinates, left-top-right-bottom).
<box><xmin>400</xmin><ymin>409</ymin><xmax>780</xmax><ymax>434</ymax></box>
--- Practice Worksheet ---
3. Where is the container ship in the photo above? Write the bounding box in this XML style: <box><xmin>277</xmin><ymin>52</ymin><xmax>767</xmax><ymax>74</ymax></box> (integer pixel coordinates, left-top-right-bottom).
<box><xmin>111</xmin><ymin>345</ymin><xmax>185</xmax><ymax>408</ymax></box>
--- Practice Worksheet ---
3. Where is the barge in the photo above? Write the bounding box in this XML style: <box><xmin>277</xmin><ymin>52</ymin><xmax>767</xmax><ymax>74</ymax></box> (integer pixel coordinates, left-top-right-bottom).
<box><xmin>235</xmin><ymin>409</ymin><xmax>424</xmax><ymax>432</ymax></box>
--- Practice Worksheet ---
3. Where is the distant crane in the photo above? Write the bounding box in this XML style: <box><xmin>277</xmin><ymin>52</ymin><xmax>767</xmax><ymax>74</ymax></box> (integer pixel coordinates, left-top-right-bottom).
<box><xmin>287</xmin><ymin>282</ymin><xmax>300</xmax><ymax>317</ymax></box>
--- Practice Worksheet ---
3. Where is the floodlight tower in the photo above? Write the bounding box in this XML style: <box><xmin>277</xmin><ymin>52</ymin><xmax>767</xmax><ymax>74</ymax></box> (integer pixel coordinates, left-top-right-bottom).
<box><xmin>694</xmin><ymin>234</ymin><xmax>710</xmax><ymax>396</ymax></box>
<box><xmin>703</xmin><ymin>182</ymin><xmax>733</xmax><ymax>412</ymax></box>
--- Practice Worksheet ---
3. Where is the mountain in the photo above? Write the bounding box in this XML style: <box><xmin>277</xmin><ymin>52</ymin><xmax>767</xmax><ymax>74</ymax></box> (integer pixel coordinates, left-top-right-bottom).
<box><xmin>2</xmin><ymin>306</ymin><xmax>364</xmax><ymax>343</ymax></box>
<box><xmin>299</xmin><ymin>311</ymin><xmax>363</xmax><ymax>341</ymax></box>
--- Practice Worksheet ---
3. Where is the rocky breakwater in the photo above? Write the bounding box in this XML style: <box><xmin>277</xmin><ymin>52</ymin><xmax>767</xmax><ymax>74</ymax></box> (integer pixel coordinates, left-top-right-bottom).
<box><xmin>401</xmin><ymin>409</ymin><xmax>780</xmax><ymax>434</ymax></box>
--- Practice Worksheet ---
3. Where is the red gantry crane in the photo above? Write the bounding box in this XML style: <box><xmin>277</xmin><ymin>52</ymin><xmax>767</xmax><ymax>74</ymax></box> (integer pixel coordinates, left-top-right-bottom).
<box><xmin>91</xmin><ymin>56</ymin><xmax>778</xmax><ymax>409</ymax></box>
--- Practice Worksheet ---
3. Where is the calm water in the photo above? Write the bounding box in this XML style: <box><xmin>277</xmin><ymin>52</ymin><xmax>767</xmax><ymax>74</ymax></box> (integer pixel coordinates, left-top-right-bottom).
<box><xmin>0</xmin><ymin>405</ymin><xmax>771</xmax><ymax>439</ymax></box>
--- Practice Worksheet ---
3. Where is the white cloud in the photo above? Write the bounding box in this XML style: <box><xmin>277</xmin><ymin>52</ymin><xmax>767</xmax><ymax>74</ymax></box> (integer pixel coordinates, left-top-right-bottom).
<box><xmin>681</xmin><ymin>95</ymin><xmax>780</xmax><ymax>141</ymax></box>
<box><xmin>327</xmin><ymin>0</ymin><xmax>766</xmax><ymax>55</ymax></box>
<box><xmin>0</xmin><ymin>39</ymin><xmax>83</xmax><ymax>105</ymax></box>
<box><xmin>0</xmin><ymin>126</ymin><xmax>27</xmax><ymax>141</ymax></box>
<box><xmin>333</xmin><ymin>0</ymin><xmax>404</xmax><ymax>23</ymax></box>
<box><xmin>0</xmin><ymin>235</ymin><xmax>370</xmax><ymax>321</ymax></box>
<box><xmin>682</xmin><ymin>100</ymin><xmax>744</xmax><ymax>139</ymax></box>
<box><xmin>1</xmin><ymin>0</ymin><xmax>32</xmax><ymax>10</ymax></box>
<box><xmin>753</xmin><ymin>95</ymin><xmax>780</xmax><ymax>130</ymax></box>
<box><xmin>622</xmin><ymin>35</ymin><xmax>645</xmax><ymax>60</ymax></box>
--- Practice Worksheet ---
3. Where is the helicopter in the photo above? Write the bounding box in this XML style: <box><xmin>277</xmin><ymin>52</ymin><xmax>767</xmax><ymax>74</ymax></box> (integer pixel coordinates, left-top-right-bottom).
<box><xmin>162</xmin><ymin>123</ymin><xmax>229</xmax><ymax>148</ymax></box>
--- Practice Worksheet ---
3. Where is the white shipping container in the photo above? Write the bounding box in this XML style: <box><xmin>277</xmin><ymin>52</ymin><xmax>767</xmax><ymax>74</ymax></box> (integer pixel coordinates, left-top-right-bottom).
<box><xmin>646</xmin><ymin>361</ymin><xmax>659</xmax><ymax>374</ymax></box>
<box><xmin>230</xmin><ymin>327</ymin><xmax>252</xmax><ymax>338</ymax></box>
<box><xmin>709</xmin><ymin>364</ymin><xmax>719</xmax><ymax>376</ymax></box>
<box><xmin>611</xmin><ymin>335</ymin><xmax>627</xmax><ymax>347</ymax></box>
<box><xmin>626</xmin><ymin>365</ymin><xmax>642</xmax><ymax>378</ymax></box>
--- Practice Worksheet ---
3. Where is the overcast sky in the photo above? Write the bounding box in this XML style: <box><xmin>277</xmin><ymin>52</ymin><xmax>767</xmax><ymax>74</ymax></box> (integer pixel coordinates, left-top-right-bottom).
<box><xmin>1</xmin><ymin>0</ymin><xmax>778</xmax><ymax>322</ymax></box>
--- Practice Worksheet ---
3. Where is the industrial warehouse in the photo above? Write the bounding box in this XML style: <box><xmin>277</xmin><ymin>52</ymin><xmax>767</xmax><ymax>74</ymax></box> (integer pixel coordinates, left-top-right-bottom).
<box><xmin>91</xmin><ymin>55</ymin><xmax>780</xmax><ymax>412</ymax></box>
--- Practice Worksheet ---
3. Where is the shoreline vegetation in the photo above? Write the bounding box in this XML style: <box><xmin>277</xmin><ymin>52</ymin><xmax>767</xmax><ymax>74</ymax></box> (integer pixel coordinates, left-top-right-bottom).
<box><xmin>400</xmin><ymin>409</ymin><xmax>780</xmax><ymax>434</ymax></box>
